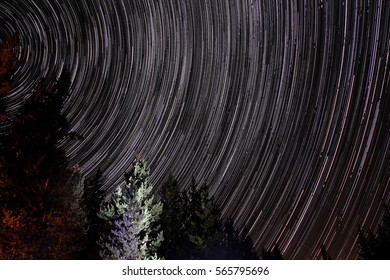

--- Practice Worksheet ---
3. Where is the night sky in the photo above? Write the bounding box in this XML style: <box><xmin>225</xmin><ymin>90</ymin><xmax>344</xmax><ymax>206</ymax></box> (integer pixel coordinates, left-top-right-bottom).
<box><xmin>1</xmin><ymin>0</ymin><xmax>389</xmax><ymax>259</ymax></box>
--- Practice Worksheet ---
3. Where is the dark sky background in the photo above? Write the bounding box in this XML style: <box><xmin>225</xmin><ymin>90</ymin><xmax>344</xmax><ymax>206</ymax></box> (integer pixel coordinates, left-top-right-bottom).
<box><xmin>1</xmin><ymin>0</ymin><xmax>389</xmax><ymax>259</ymax></box>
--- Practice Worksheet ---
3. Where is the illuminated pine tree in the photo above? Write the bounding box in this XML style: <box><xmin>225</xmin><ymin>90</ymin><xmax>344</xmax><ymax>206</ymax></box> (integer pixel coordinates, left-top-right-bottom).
<box><xmin>99</xmin><ymin>158</ymin><xmax>163</xmax><ymax>259</ymax></box>
<box><xmin>100</xmin><ymin>210</ymin><xmax>139</xmax><ymax>260</ymax></box>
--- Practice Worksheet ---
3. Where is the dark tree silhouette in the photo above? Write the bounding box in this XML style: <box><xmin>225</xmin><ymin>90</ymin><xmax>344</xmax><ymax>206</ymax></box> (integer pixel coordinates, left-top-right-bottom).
<box><xmin>0</xmin><ymin>68</ymin><xmax>87</xmax><ymax>259</ymax></box>
<box><xmin>219</xmin><ymin>219</ymin><xmax>258</xmax><ymax>259</ymax></box>
<box><xmin>186</xmin><ymin>179</ymin><xmax>224</xmax><ymax>259</ymax></box>
<box><xmin>320</xmin><ymin>244</ymin><xmax>332</xmax><ymax>260</ymax></box>
<box><xmin>358</xmin><ymin>205</ymin><xmax>390</xmax><ymax>259</ymax></box>
<box><xmin>219</xmin><ymin>217</ymin><xmax>242</xmax><ymax>259</ymax></box>
<box><xmin>82</xmin><ymin>169</ymin><xmax>105</xmax><ymax>259</ymax></box>
<box><xmin>239</xmin><ymin>226</ymin><xmax>259</xmax><ymax>259</ymax></box>
<box><xmin>159</xmin><ymin>176</ymin><xmax>258</xmax><ymax>260</ymax></box>
<box><xmin>158</xmin><ymin>175</ymin><xmax>192</xmax><ymax>259</ymax></box>
<box><xmin>260</xmin><ymin>245</ymin><xmax>284</xmax><ymax>260</ymax></box>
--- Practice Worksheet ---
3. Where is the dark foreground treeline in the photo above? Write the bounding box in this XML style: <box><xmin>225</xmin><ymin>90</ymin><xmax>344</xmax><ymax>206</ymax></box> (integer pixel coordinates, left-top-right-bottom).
<box><xmin>1</xmin><ymin>37</ymin><xmax>388</xmax><ymax>260</ymax></box>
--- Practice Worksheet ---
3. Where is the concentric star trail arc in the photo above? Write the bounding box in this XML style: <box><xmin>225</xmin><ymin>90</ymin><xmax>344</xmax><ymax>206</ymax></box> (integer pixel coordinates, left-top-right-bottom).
<box><xmin>0</xmin><ymin>0</ymin><xmax>389</xmax><ymax>259</ymax></box>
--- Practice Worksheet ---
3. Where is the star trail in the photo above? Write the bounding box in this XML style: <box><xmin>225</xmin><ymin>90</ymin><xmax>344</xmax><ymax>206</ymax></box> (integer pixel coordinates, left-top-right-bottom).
<box><xmin>0</xmin><ymin>0</ymin><xmax>389</xmax><ymax>259</ymax></box>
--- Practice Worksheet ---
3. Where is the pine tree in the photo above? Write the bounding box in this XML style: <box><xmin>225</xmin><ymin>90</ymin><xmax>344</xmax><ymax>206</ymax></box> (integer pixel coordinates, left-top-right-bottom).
<box><xmin>186</xmin><ymin>181</ymin><xmax>224</xmax><ymax>259</ymax></box>
<box><xmin>98</xmin><ymin>179</ymin><xmax>137</xmax><ymax>259</ymax></box>
<box><xmin>2</xmin><ymin>73</ymin><xmax>70</xmax><ymax>205</ymax></box>
<box><xmin>320</xmin><ymin>244</ymin><xmax>332</xmax><ymax>260</ymax></box>
<box><xmin>0</xmin><ymin>69</ymin><xmax>87</xmax><ymax>259</ymax></box>
<box><xmin>129</xmin><ymin>160</ymin><xmax>163</xmax><ymax>259</ymax></box>
<box><xmin>237</xmin><ymin>226</ymin><xmax>258</xmax><ymax>259</ymax></box>
<box><xmin>45</xmin><ymin>168</ymin><xmax>88</xmax><ymax>259</ymax></box>
<box><xmin>218</xmin><ymin>219</ymin><xmax>258</xmax><ymax>259</ymax></box>
<box><xmin>159</xmin><ymin>176</ymin><xmax>259</xmax><ymax>260</ymax></box>
<box><xmin>83</xmin><ymin>169</ymin><xmax>105</xmax><ymax>259</ymax></box>
<box><xmin>260</xmin><ymin>245</ymin><xmax>284</xmax><ymax>260</ymax></box>
<box><xmin>219</xmin><ymin>217</ymin><xmax>242</xmax><ymax>259</ymax></box>
<box><xmin>159</xmin><ymin>175</ymin><xmax>192</xmax><ymax>259</ymax></box>
<box><xmin>359</xmin><ymin>205</ymin><xmax>390</xmax><ymax>259</ymax></box>
<box><xmin>100</xmin><ymin>210</ymin><xmax>139</xmax><ymax>260</ymax></box>
<box><xmin>99</xmin><ymin>158</ymin><xmax>163</xmax><ymax>259</ymax></box>
<box><xmin>160</xmin><ymin>177</ymin><xmax>226</xmax><ymax>259</ymax></box>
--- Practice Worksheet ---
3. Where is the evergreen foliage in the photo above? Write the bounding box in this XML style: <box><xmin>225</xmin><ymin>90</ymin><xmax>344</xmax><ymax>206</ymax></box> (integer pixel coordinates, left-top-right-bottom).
<box><xmin>186</xmin><ymin>179</ymin><xmax>224</xmax><ymax>259</ymax></box>
<box><xmin>82</xmin><ymin>169</ymin><xmax>105</xmax><ymax>259</ymax></box>
<box><xmin>238</xmin><ymin>226</ymin><xmax>259</xmax><ymax>259</ymax></box>
<box><xmin>1</xmin><ymin>73</ymin><xmax>71</xmax><ymax>206</ymax></box>
<box><xmin>219</xmin><ymin>219</ymin><xmax>258</xmax><ymax>259</ymax></box>
<box><xmin>358</xmin><ymin>205</ymin><xmax>390</xmax><ymax>259</ymax></box>
<box><xmin>260</xmin><ymin>245</ymin><xmax>284</xmax><ymax>260</ymax></box>
<box><xmin>0</xmin><ymin>56</ymin><xmax>87</xmax><ymax>259</ymax></box>
<box><xmin>98</xmin><ymin>159</ymin><xmax>163</xmax><ymax>260</ymax></box>
<box><xmin>159</xmin><ymin>175</ymin><xmax>192</xmax><ymax>259</ymax></box>
<box><xmin>219</xmin><ymin>217</ymin><xmax>242</xmax><ymax>259</ymax></box>
<box><xmin>159</xmin><ymin>176</ymin><xmax>258</xmax><ymax>260</ymax></box>
<box><xmin>159</xmin><ymin>177</ymin><xmax>222</xmax><ymax>259</ymax></box>
<box><xmin>100</xmin><ymin>210</ymin><xmax>139</xmax><ymax>260</ymax></box>
<box><xmin>320</xmin><ymin>244</ymin><xmax>332</xmax><ymax>260</ymax></box>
